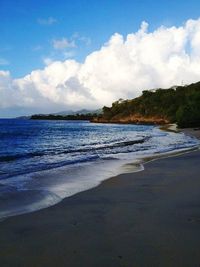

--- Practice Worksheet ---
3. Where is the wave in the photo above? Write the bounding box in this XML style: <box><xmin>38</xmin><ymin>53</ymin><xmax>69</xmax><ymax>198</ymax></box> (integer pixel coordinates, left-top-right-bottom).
<box><xmin>0</xmin><ymin>138</ymin><xmax>147</xmax><ymax>163</ymax></box>
<box><xmin>0</xmin><ymin>188</ymin><xmax>61</xmax><ymax>220</ymax></box>
<box><xmin>0</xmin><ymin>154</ymin><xmax>102</xmax><ymax>180</ymax></box>
<box><xmin>0</xmin><ymin>152</ymin><xmax>44</xmax><ymax>162</ymax></box>
<box><xmin>0</xmin><ymin>120</ymin><xmax>199</xmax><ymax>221</ymax></box>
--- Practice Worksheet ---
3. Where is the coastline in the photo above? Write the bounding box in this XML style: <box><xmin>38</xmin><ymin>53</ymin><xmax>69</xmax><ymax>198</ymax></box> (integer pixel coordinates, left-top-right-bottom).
<box><xmin>181</xmin><ymin>127</ymin><xmax>200</xmax><ymax>139</ymax></box>
<box><xmin>160</xmin><ymin>123</ymin><xmax>200</xmax><ymax>139</ymax></box>
<box><xmin>0</xmin><ymin>128</ymin><xmax>200</xmax><ymax>266</ymax></box>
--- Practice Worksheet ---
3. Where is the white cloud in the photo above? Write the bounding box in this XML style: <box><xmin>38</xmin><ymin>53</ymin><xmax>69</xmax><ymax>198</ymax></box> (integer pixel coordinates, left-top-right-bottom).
<box><xmin>43</xmin><ymin>57</ymin><xmax>54</xmax><ymax>66</ymax></box>
<box><xmin>53</xmin><ymin>38</ymin><xmax>76</xmax><ymax>50</ymax></box>
<box><xmin>1</xmin><ymin>18</ymin><xmax>200</xmax><ymax>115</ymax></box>
<box><xmin>37</xmin><ymin>17</ymin><xmax>57</xmax><ymax>26</ymax></box>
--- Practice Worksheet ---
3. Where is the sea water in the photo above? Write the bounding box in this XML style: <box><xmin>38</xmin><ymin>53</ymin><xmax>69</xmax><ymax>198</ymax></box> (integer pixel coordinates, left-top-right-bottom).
<box><xmin>0</xmin><ymin>119</ymin><xmax>199</xmax><ymax>220</ymax></box>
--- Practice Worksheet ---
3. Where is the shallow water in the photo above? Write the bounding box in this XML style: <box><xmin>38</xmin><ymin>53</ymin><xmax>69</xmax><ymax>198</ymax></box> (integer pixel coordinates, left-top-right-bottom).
<box><xmin>0</xmin><ymin>119</ymin><xmax>199</xmax><ymax>220</ymax></box>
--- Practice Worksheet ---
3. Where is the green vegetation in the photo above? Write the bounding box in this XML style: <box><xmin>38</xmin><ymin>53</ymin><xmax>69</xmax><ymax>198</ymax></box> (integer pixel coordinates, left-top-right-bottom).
<box><xmin>31</xmin><ymin>113</ymin><xmax>98</xmax><ymax>121</ymax></box>
<box><xmin>31</xmin><ymin>81</ymin><xmax>200</xmax><ymax>128</ymax></box>
<box><xmin>97</xmin><ymin>81</ymin><xmax>200</xmax><ymax>128</ymax></box>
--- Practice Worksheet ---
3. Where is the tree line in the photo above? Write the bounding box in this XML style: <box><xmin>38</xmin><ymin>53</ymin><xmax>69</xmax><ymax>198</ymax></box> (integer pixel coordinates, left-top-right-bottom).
<box><xmin>98</xmin><ymin>81</ymin><xmax>200</xmax><ymax>128</ymax></box>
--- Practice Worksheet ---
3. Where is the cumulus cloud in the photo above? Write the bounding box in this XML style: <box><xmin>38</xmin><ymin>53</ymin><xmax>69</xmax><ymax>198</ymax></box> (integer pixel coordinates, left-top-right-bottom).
<box><xmin>37</xmin><ymin>17</ymin><xmax>57</xmax><ymax>26</ymax></box>
<box><xmin>43</xmin><ymin>57</ymin><xmax>54</xmax><ymax>66</ymax></box>
<box><xmin>1</xmin><ymin>18</ymin><xmax>200</xmax><ymax>115</ymax></box>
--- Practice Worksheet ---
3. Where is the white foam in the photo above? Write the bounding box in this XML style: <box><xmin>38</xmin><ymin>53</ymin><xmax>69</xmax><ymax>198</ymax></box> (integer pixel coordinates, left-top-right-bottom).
<box><xmin>0</xmin><ymin>127</ymin><xmax>199</xmax><ymax>221</ymax></box>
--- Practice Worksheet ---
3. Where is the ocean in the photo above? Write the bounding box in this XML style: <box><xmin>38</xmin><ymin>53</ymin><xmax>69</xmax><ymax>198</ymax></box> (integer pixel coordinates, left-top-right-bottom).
<box><xmin>0</xmin><ymin>119</ymin><xmax>199</xmax><ymax>220</ymax></box>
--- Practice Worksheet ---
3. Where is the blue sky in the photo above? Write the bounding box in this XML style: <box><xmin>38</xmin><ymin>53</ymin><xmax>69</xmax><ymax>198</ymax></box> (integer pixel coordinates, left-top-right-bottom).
<box><xmin>1</xmin><ymin>0</ymin><xmax>200</xmax><ymax>117</ymax></box>
<box><xmin>1</xmin><ymin>0</ymin><xmax>200</xmax><ymax>78</ymax></box>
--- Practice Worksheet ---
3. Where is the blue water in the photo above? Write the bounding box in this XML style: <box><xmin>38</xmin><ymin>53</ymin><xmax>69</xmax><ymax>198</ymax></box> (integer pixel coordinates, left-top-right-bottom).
<box><xmin>0</xmin><ymin>119</ymin><xmax>199</xmax><ymax>220</ymax></box>
<box><xmin>0</xmin><ymin>119</ymin><xmax>150</xmax><ymax>179</ymax></box>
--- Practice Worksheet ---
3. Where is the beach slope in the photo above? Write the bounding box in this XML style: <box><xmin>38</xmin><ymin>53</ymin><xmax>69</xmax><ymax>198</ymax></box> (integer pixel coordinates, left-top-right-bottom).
<box><xmin>0</xmin><ymin>149</ymin><xmax>200</xmax><ymax>266</ymax></box>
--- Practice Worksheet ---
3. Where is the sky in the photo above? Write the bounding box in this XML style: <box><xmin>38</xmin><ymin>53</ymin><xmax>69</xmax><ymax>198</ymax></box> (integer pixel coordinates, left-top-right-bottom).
<box><xmin>1</xmin><ymin>0</ymin><xmax>200</xmax><ymax>117</ymax></box>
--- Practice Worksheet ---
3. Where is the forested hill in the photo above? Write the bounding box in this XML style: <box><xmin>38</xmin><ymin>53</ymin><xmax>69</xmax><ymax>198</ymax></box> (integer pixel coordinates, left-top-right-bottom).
<box><xmin>93</xmin><ymin>81</ymin><xmax>200</xmax><ymax>128</ymax></box>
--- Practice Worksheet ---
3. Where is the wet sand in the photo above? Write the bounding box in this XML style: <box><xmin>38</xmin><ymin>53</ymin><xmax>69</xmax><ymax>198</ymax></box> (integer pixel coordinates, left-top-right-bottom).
<box><xmin>0</xmin><ymin>130</ymin><xmax>200</xmax><ymax>267</ymax></box>
<box><xmin>181</xmin><ymin>127</ymin><xmax>200</xmax><ymax>139</ymax></box>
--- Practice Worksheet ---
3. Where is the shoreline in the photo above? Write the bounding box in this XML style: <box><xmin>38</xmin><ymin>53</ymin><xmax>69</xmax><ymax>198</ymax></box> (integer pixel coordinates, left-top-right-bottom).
<box><xmin>0</xmin><ymin>128</ymin><xmax>200</xmax><ymax>266</ymax></box>
<box><xmin>181</xmin><ymin>127</ymin><xmax>200</xmax><ymax>139</ymax></box>
<box><xmin>0</xmin><ymin>144</ymin><xmax>198</xmax><ymax>222</ymax></box>
<box><xmin>0</xmin><ymin>126</ymin><xmax>199</xmax><ymax>220</ymax></box>
<box><xmin>0</xmin><ymin>125</ymin><xmax>198</xmax><ymax>222</ymax></box>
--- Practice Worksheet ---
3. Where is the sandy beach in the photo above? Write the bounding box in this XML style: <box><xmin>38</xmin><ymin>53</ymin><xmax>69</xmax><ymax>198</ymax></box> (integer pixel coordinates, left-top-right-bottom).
<box><xmin>0</xmin><ymin>129</ymin><xmax>200</xmax><ymax>267</ymax></box>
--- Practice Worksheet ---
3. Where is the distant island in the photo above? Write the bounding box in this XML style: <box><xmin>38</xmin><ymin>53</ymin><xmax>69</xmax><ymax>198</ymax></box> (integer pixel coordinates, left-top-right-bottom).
<box><xmin>31</xmin><ymin>113</ymin><xmax>97</xmax><ymax>121</ymax></box>
<box><xmin>30</xmin><ymin>109</ymin><xmax>101</xmax><ymax>121</ymax></box>
<box><xmin>31</xmin><ymin>81</ymin><xmax>200</xmax><ymax>128</ymax></box>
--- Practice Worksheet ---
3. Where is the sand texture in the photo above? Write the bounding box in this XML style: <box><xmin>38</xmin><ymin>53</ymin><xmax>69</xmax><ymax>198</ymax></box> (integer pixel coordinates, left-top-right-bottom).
<box><xmin>0</xmin><ymin>148</ymin><xmax>200</xmax><ymax>266</ymax></box>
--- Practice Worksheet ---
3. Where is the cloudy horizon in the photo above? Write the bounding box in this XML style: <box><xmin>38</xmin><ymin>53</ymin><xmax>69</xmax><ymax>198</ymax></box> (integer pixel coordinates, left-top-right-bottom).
<box><xmin>1</xmin><ymin>19</ymin><xmax>200</xmax><ymax>117</ymax></box>
<box><xmin>1</xmin><ymin>1</ymin><xmax>200</xmax><ymax>117</ymax></box>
